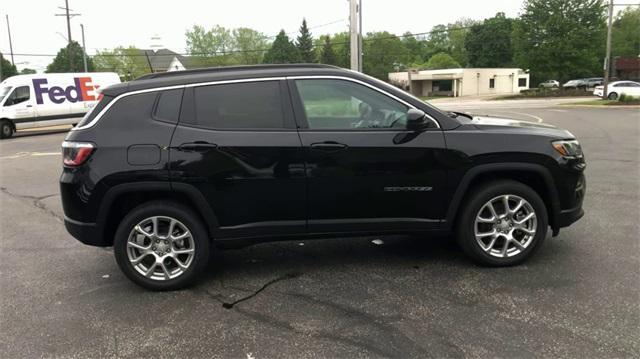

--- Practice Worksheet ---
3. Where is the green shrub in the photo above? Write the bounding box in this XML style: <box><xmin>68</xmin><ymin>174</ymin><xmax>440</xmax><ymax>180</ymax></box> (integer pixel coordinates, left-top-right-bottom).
<box><xmin>618</xmin><ymin>94</ymin><xmax>638</xmax><ymax>102</ymax></box>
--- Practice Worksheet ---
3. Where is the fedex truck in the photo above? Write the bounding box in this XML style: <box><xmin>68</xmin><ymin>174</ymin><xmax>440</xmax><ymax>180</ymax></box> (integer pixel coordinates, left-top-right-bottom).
<box><xmin>0</xmin><ymin>72</ymin><xmax>120</xmax><ymax>139</ymax></box>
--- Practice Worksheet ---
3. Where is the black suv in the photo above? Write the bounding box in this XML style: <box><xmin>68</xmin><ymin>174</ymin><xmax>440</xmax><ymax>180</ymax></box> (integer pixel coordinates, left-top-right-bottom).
<box><xmin>60</xmin><ymin>65</ymin><xmax>586</xmax><ymax>290</ymax></box>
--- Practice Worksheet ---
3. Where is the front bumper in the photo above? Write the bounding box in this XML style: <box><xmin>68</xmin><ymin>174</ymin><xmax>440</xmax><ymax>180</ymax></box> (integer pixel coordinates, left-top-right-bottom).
<box><xmin>554</xmin><ymin>172</ymin><xmax>586</xmax><ymax>231</ymax></box>
<box><xmin>557</xmin><ymin>206</ymin><xmax>585</xmax><ymax>228</ymax></box>
<box><xmin>64</xmin><ymin>216</ymin><xmax>109</xmax><ymax>247</ymax></box>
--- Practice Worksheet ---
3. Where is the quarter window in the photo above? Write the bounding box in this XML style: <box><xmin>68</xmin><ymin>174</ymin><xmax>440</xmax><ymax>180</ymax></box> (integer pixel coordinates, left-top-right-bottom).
<box><xmin>295</xmin><ymin>79</ymin><xmax>410</xmax><ymax>129</ymax></box>
<box><xmin>193</xmin><ymin>81</ymin><xmax>284</xmax><ymax>129</ymax></box>
<box><xmin>154</xmin><ymin>89</ymin><xmax>183</xmax><ymax>123</ymax></box>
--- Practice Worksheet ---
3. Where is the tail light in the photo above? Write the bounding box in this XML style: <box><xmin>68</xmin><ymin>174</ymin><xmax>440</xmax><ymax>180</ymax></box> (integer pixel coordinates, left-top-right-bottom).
<box><xmin>62</xmin><ymin>141</ymin><xmax>95</xmax><ymax>167</ymax></box>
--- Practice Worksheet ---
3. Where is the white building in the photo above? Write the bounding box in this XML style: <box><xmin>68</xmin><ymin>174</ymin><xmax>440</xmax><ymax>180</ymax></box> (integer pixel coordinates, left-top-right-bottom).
<box><xmin>388</xmin><ymin>68</ymin><xmax>530</xmax><ymax>97</ymax></box>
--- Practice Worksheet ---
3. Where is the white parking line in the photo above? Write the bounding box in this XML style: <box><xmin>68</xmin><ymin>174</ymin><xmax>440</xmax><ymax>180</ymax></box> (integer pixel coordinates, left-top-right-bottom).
<box><xmin>0</xmin><ymin>152</ymin><xmax>60</xmax><ymax>160</ymax></box>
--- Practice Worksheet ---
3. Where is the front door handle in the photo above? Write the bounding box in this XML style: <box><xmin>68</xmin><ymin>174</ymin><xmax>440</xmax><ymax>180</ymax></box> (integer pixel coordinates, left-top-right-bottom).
<box><xmin>310</xmin><ymin>141</ymin><xmax>348</xmax><ymax>152</ymax></box>
<box><xmin>178</xmin><ymin>141</ymin><xmax>218</xmax><ymax>152</ymax></box>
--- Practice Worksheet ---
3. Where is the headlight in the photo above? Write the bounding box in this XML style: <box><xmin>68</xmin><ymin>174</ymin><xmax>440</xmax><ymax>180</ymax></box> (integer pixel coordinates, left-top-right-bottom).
<box><xmin>552</xmin><ymin>140</ymin><xmax>583</xmax><ymax>158</ymax></box>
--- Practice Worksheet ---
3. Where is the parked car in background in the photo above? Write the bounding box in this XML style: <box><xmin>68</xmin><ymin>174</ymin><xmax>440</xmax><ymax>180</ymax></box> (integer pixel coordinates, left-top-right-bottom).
<box><xmin>60</xmin><ymin>64</ymin><xmax>586</xmax><ymax>290</ymax></box>
<box><xmin>0</xmin><ymin>72</ymin><xmax>121</xmax><ymax>139</ymax></box>
<box><xmin>585</xmin><ymin>78</ymin><xmax>604</xmax><ymax>88</ymax></box>
<box><xmin>593</xmin><ymin>80</ymin><xmax>640</xmax><ymax>99</ymax></box>
<box><xmin>538</xmin><ymin>80</ymin><xmax>560</xmax><ymax>88</ymax></box>
<box><xmin>562</xmin><ymin>79</ymin><xmax>587</xmax><ymax>89</ymax></box>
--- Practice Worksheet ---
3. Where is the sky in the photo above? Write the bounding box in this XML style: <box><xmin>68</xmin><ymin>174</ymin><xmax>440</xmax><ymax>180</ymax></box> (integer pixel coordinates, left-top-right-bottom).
<box><xmin>0</xmin><ymin>0</ymin><xmax>630</xmax><ymax>72</ymax></box>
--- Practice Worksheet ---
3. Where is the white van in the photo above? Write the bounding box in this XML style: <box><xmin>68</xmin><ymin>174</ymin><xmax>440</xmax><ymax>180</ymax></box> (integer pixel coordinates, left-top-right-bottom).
<box><xmin>0</xmin><ymin>72</ymin><xmax>120</xmax><ymax>139</ymax></box>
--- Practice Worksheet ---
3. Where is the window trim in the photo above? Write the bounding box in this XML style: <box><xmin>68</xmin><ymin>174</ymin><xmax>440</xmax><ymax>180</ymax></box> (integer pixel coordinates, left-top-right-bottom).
<box><xmin>73</xmin><ymin>77</ymin><xmax>285</xmax><ymax>130</ymax></box>
<box><xmin>73</xmin><ymin>75</ymin><xmax>441</xmax><ymax>131</ymax></box>
<box><xmin>287</xmin><ymin>75</ymin><xmax>440</xmax><ymax>130</ymax></box>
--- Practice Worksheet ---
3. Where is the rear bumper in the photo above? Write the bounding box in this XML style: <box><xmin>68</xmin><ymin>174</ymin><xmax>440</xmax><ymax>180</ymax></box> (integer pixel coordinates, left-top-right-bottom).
<box><xmin>64</xmin><ymin>216</ymin><xmax>109</xmax><ymax>247</ymax></box>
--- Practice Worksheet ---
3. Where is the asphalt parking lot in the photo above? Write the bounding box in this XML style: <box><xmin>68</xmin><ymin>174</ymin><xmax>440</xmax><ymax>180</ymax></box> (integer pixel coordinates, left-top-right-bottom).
<box><xmin>1</xmin><ymin>104</ymin><xmax>638</xmax><ymax>358</ymax></box>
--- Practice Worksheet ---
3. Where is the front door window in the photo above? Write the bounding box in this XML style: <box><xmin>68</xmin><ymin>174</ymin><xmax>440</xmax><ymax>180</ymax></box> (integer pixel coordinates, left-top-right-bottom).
<box><xmin>295</xmin><ymin>79</ymin><xmax>410</xmax><ymax>129</ymax></box>
<box><xmin>3</xmin><ymin>86</ymin><xmax>30</xmax><ymax>106</ymax></box>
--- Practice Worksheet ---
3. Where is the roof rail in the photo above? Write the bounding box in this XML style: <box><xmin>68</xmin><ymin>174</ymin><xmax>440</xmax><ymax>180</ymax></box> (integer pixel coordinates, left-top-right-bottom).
<box><xmin>135</xmin><ymin>63</ymin><xmax>339</xmax><ymax>81</ymax></box>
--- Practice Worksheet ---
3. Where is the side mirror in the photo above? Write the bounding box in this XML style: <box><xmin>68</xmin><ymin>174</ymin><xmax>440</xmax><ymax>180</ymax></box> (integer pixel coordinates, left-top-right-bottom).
<box><xmin>406</xmin><ymin>109</ymin><xmax>427</xmax><ymax>130</ymax></box>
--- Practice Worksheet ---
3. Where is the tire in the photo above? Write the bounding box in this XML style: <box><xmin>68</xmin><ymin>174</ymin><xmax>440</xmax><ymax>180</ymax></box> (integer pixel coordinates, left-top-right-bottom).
<box><xmin>608</xmin><ymin>92</ymin><xmax>618</xmax><ymax>100</ymax></box>
<box><xmin>0</xmin><ymin>120</ymin><xmax>14</xmax><ymax>139</ymax></box>
<box><xmin>113</xmin><ymin>201</ymin><xmax>211</xmax><ymax>291</ymax></box>
<box><xmin>456</xmin><ymin>180</ymin><xmax>548</xmax><ymax>266</ymax></box>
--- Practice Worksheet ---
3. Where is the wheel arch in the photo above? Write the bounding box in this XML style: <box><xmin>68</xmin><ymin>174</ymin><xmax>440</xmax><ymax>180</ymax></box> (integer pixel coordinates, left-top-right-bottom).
<box><xmin>98</xmin><ymin>182</ymin><xmax>219</xmax><ymax>246</ymax></box>
<box><xmin>445</xmin><ymin>163</ymin><xmax>560</xmax><ymax>233</ymax></box>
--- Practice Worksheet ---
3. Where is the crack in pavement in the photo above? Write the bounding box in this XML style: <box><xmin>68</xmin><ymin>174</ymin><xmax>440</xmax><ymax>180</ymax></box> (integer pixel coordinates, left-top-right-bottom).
<box><xmin>221</xmin><ymin>272</ymin><xmax>302</xmax><ymax>309</ymax></box>
<box><xmin>196</xmin><ymin>272</ymin><xmax>303</xmax><ymax>310</ymax></box>
<box><xmin>0</xmin><ymin>187</ymin><xmax>62</xmax><ymax>222</ymax></box>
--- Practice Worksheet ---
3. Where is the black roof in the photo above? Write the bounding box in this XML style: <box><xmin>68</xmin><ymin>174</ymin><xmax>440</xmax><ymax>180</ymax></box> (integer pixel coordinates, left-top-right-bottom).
<box><xmin>103</xmin><ymin>64</ymin><xmax>346</xmax><ymax>97</ymax></box>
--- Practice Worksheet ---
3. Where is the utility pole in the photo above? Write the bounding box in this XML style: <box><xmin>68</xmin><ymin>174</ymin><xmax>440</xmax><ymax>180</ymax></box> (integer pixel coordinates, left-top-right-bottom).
<box><xmin>358</xmin><ymin>0</ymin><xmax>362</xmax><ymax>72</ymax></box>
<box><xmin>349</xmin><ymin>0</ymin><xmax>362</xmax><ymax>72</ymax></box>
<box><xmin>602</xmin><ymin>0</ymin><xmax>614</xmax><ymax>99</ymax></box>
<box><xmin>80</xmin><ymin>24</ymin><xmax>87</xmax><ymax>72</ymax></box>
<box><xmin>55</xmin><ymin>0</ymin><xmax>80</xmax><ymax>72</ymax></box>
<box><xmin>6</xmin><ymin>15</ymin><xmax>15</xmax><ymax>66</ymax></box>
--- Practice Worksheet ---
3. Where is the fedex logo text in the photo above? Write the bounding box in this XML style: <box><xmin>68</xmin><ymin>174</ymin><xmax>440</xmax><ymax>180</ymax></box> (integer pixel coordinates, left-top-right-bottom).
<box><xmin>33</xmin><ymin>77</ymin><xmax>102</xmax><ymax>105</ymax></box>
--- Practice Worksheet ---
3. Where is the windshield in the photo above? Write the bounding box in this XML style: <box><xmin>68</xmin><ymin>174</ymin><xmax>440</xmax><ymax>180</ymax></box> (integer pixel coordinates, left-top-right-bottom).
<box><xmin>0</xmin><ymin>86</ymin><xmax>12</xmax><ymax>105</ymax></box>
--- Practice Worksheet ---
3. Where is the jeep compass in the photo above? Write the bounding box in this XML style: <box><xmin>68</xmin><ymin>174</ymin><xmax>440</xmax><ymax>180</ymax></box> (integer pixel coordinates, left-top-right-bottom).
<box><xmin>60</xmin><ymin>64</ymin><xmax>586</xmax><ymax>290</ymax></box>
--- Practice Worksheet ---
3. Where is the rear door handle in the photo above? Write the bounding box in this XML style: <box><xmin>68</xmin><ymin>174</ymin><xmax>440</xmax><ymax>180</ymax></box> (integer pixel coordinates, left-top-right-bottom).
<box><xmin>310</xmin><ymin>141</ymin><xmax>348</xmax><ymax>152</ymax></box>
<box><xmin>178</xmin><ymin>141</ymin><xmax>218</xmax><ymax>152</ymax></box>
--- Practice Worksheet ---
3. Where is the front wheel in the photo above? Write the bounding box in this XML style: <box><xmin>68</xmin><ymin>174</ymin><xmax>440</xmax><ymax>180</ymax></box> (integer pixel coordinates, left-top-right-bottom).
<box><xmin>0</xmin><ymin>120</ymin><xmax>14</xmax><ymax>139</ymax></box>
<box><xmin>113</xmin><ymin>201</ymin><xmax>211</xmax><ymax>290</ymax></box>
<box><xmin>608</xmin><ymin>92</ymin><xmax>618</xmax><ymax>100</ymax></box>
<box><xmin>456</xmin><ymin>180</ymin><xmax>548</xmax><ymax>266</ymax></box>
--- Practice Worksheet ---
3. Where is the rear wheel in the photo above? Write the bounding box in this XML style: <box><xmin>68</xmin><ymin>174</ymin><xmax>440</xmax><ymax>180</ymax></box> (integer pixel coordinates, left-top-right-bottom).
<box><xmin>0</xmin><ymin>120</ymin><xmax>14</xmax><ymax>139</ymax></box>
<box><xmin>608</xmin><ymin>92</ymin><xmax>618</xmax><ymax>100</ymax></box>
<box><xmin>456</xmin><ymin>180</ymin><xmax>548</xmax><ymax>266</ymax></box>
<box><xmin>113</xmin><ymin>201</ymin><xmax>211</xmax><ymax>290</ymax></box>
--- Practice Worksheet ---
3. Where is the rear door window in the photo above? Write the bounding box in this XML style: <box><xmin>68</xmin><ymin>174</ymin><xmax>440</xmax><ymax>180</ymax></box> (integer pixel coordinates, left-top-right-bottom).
<box><xmin>192</xmin><ymin>81</ymin><xmax>285</xmax><ymax>129</ymax></box>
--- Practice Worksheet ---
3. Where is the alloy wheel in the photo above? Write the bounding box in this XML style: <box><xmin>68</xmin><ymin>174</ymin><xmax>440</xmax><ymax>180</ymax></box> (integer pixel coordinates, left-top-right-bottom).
<box><xmin>126</xmin><ymin>216</ymin><xmax>196</xmax><ymax>281</ymax></box>
<box><xmin>474</xmin><ymin>194</ymin><xmax>537</xmax><ymax>258</ymax></box>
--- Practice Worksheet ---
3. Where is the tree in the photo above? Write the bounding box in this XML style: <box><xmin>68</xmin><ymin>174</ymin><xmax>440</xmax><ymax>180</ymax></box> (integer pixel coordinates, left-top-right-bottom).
<box><xmin>466</xmin><ymin>13</ymin><xmax>514</xmax><ymax>67</ymax></box>
<box><xmin>318</xmin><ymin>36</ymin><xmax>337</xmax><ymax>65</ymax></box>
<box><xmin>420</xmin><ymin>20</ymin><xmax>478</xmax><ymax>66</ymax></box>
<box><xmin>363</xmin><ymin>31</ymin><xmax>411</xmax><ymax>79</ymax></box>
<box><xmin>20</xmin><ymin>68</ymin><xmax>37</xmax><ymax>74</ymax></box>
<box><xmin>233</xmin><ymin>27</ymin><xmax>269</xmax><ymax>64</ymax></box>
<box><xmin>424</xmin><ymin>52</ymin><xmax>461</xmax><ymax>69</ymax></box>
<box><xmin>296</xmin><ymin>19</ymin><xmax>315</xmax><ymax>63</ymax></box>
<box><xmin>185</xmin><ymin>25</ymin><xmax>236</xmax><ymax>66</ymax></box>
<box><xmin>94</xmin><ymin>46</ymin><xmax>150</xmax><ymax>80</ymax></box>
<box><xmin>329</xmin><ymin>32</ymin><xmax>351</xmax><ymax>68</ymax></box>
<box><xmin>263</xmin><ymin>30</ymin><xmax>301</xmax><ymax>64</ymax></box>
<box><xmin>46</xmin><ymin>41</ymin><xmax>94</xmax><ymax>73</ymax></box>
<box><xmin>401</xmin><ymin>33</ymin><xmax>426</xmax><ymax>64</ymax></box>
<box><xmin>0</xmin><ymin>53</ymin><xmax>18</xmax><ymax>80</ymax></box>
<box><xmin>612</xmin><ymin>7</ymin><xmax>640</xmax><ymax>57</ymax></box>
<box><xmin>513</xmin><ymin>0</ymin><xmax>606</xmax><ymax>83</ymax></box>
